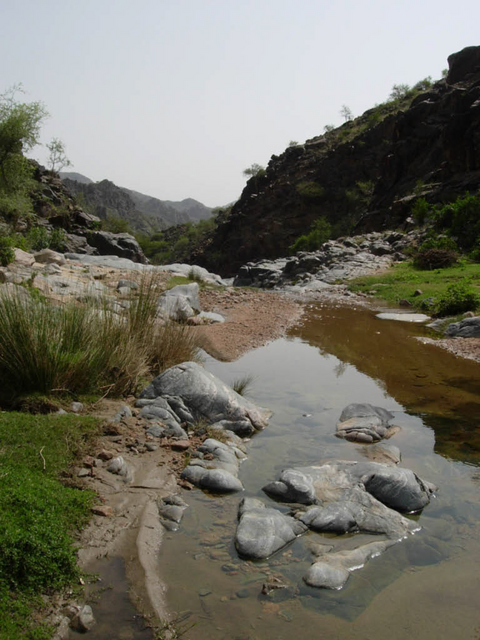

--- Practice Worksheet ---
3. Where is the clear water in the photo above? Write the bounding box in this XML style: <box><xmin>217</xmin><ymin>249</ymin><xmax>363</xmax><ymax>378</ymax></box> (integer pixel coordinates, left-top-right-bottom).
<box><xmin>159</xmin><ymin>303</ymin><xmax>480</xmax><ymax>640</ymax></box>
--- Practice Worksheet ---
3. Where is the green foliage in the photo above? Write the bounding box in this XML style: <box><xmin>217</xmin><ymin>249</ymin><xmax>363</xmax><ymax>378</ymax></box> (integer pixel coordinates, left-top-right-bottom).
<box><xmin>348</xmin><ymin>261</ymin><xmax>480</xmax><ymax>312</ymax></box>
<box><xmin>296</xmin><ymin>181</ymin><xmax>326</xmax><ymax>200</ymax></box>
<box><xmin>411</xmin><ymin>197</ymin><xmax>430</xmax><ymax>224</ymax></box>
<box><xmin>138</xmin><ymin>218</ymin><xmax>216</xmax><ymax>265</ymax></box>
<box><xmin>243</xmin><ymin>163</ymin><xmax>265</xmax><ymax>178</ymax></box>
<box><xmin>290</xmin><ymin>217</ymin><xmax>332</xmax><ymax>253</ymax></box>
<box><xmin>101</xmin><ymin>215</ymin><xmax>132</xmax><ymax>234</ymax></box>
<box><xmin>0</xmin><ymin>86</ymin><xmax>47</xmax><ymax>195</ymax></box>
<box><xmin>389</xmin><ymin>83</ymin><xmax>413</xmax><ymax>102</ymax></box>
<box><xmin>0</xmin><ymin>411</ymin><xmax>99</xmax><ymax>637</ymax></box>
<box><xmin>232</xmin><ymin>374</ymin><xmax>255</xmax><ymax>397</ymax></box>
<box><xmin>46</xmin><ymin>137</ymin><xmax>71</xmax><ymax>173</ymax></box>
<box><xmin>435</xmin><ymin>280</ymin><xmax>480</xmax><ymax>316</ymax></box>
<box><xmin>26</xmin><ymin>225</ymin><xmax>49</xmax><ymax>250</ymax></box>
<box><xmin>48</xmin><ymin>227</ymin><xmax>67</xmax><ymax>252</ymax></box>
<box><xmin>0</xmin><ymin>236</ymin><xmax>14</xmax><ymax>266</ymax></box>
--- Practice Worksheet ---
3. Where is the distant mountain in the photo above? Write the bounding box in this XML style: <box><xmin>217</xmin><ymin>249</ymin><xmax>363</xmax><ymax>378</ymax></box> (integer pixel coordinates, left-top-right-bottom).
<box><xmin>60</xmin><ymin>174</ymin><xmax>212</xmax><ymax>234</ymax></box>
<box><xmin>60</xmin><ymin>172</ymin><xmax>93</xmax><ymax>184</ymax></box>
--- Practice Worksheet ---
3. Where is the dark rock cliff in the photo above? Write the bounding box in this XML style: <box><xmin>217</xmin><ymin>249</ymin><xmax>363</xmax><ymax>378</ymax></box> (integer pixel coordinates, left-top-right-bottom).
<box><xmin>192</xmin><ymin>46</ymin><xmax>480</xmax><ymax>276</ymax></box>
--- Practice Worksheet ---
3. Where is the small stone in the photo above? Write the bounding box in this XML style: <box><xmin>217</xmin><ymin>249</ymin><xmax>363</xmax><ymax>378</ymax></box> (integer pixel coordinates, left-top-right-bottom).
<box><xmin>198</xmin><ymin>587</ymin><xmax>212</xmax><ymax>597</ymax></box>
<box><xmin>97</xmin><ymin>449</ymin><xmax>114</xmax><ymax>461</ymax></box>
<box><xmin>77</xmin><ymin>468</ymin><xmax>91</xmax><ymax>478</ymax></box>
<box><xmin>71</xmin><ymin>402</ymin><xmax>84</xmax><ymax>413</ymax></box>
<box><xmin>91</xmin><ymin>505</ymin><xmax>114</xmax><ymax>517</ymax></box>
<box><xmin>235</xmin><ymin>589</ymin><xmax>250</xmax><ymax>599</ymax></box>
<box><xmin>69</xmin><ymin>605</ymin><xmax>96</xmax><ymax>632</ymax></box>
<box><xmin>170</xmin><ymin>440</ymin><xmax>190</xmax><ymax>451</ymax></box>
<box><xmin>145</xmin><ymin>442</ymin><xmax>158</xmax><ymax>451</ymax></box>
<box><xmin>83</xmin><ymin>456</ymin><xmax>95</xmax><ymax>468</ymax></box>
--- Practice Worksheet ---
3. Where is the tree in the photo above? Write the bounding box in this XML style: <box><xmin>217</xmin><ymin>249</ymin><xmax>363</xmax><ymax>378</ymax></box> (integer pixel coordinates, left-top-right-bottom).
<box><xmin>47</xmin><ymin>137</ymin><xmax>71</xmax><ymax>173</ymax></box>
<box><xmin>0</xmin><ymin>85</ymin><xmax>48</xmax><ymax>193</ymax></box>
<box><xmin>389</xmin><ymin>84</ymin><xmax>411</xmax><ymax>101</ymax></box>
<box><xmin>243</xmin><ymin>163</ymin><xmax>265</xmax><ymax>178</ymax></box>
<box><xmin>339</xmin><ymin>105</ymin><xmax>353</xmax><ymax>122</ymax></box>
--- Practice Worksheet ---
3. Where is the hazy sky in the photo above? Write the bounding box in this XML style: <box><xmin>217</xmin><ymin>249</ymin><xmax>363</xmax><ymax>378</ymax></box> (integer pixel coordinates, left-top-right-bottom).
<box><xmin>1</xmin><ymin>1</ymin><xmax>479</xmax><ymax>207</ymax></box>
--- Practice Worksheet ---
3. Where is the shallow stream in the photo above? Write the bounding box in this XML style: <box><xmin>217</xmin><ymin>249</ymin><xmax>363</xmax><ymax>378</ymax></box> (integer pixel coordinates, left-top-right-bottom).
<box><xmin>159</xmin><ymin>302</ymin><xmax>480</xmax><ymax>640</ymax></box>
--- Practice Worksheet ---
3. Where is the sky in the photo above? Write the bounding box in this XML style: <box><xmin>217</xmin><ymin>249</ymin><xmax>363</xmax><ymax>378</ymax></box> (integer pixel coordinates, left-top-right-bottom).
<box><xmin>1</xmin><ymin>1</ymin><xmax>479</xmax><ymax>208</ymax></box>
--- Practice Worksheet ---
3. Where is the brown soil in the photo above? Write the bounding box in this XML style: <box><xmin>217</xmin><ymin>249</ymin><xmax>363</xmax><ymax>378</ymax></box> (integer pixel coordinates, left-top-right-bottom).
<box><xmin>195</xmin><ymin>288</ymin><xmax>303</xmax><ymax>361</ymax></box>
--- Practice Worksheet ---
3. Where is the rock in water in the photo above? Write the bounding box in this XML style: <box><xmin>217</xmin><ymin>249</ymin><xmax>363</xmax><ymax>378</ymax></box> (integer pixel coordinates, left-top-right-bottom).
<box><xmin>336</xmin><ymin>403</ymin><xmax>400</xmax><ymax>443</ymax></box>
<box><xmin>235</xmin><ymin>498</ymin><xmax>307</xmax><ymax>559</ymax></box>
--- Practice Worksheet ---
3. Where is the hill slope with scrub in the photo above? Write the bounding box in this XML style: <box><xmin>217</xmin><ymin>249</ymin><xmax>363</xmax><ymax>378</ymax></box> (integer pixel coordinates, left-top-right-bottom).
<box><xmin>190</xmin><ymin>46</ymin><xmax>480</xmax><ymax>276</ymax></box>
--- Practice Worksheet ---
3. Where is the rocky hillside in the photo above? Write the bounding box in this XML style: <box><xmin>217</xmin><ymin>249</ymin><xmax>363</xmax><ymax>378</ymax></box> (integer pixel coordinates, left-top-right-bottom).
<box><xmin>192</xmin><ymin>46</ymin><xmax>480</xmax><ymax>276</ymax></box>
<box><xmin>62</xmin><ymin>176</ymin><xmax>212</xmax><ymax>234</ymax></box>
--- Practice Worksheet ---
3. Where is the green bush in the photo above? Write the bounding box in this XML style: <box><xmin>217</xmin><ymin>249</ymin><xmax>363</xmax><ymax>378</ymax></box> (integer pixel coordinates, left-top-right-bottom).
<box><xmin>0</xmin><ymin>236</ymin><xmax>14</xmax><ymax>266</ymax></box>
<box><xmin>26</xmin><ymin>226</ymin><xmax>49</xmax><ymax>251</ymax></box>
<box><xmin>435</xmin><ymin>280</ymin><xmax>480</xmax><ymax>316</ymax></box>
<box><xmin>411</xmin><ymin>197</ymin><xmax>430</xmax><ymax>224</ymax></box>
<box><xmin>296</xmin><ymin>181</ymin><xmax>326</xmax><ymax>201</ymax></box>
<box><xmin>48</xmin><ymin>227</ymin><xmax>66</xmax><ymax>252</ymax></box>
<box><xmin>290</xmin><ymin>217</ymin><xmax>332</xmax><ymax>253</ymax></box>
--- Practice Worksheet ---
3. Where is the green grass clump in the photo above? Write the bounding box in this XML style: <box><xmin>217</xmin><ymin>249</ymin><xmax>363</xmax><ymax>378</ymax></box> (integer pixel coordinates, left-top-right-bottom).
<box><xmin>348</xmin><ymin>261</ymin><xmax>480</xmax><ymax>316</ymax></box>
<box><xmin>0</xmin><ymin>412</ymin><xmax>100</xmax><ymax>638</ymax></box>
<box><xmin>0</xmin><ymin>274</ymin><xmax>201</xmax><ymax>403</ymax></box>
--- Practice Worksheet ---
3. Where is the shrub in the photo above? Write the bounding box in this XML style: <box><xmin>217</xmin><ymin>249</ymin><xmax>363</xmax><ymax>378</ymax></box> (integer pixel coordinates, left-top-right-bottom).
<box><xmin>413</xmin><ymin>237</ymin><xmax>459</xmax><ymax>270</ymax></box>
<box><xmin>411</xmin><ymin>197</ymin><xmax>430</xmax><ymax>224</ymax></box>
<box><xmin>296</xmin><ymin>181</ymin><xmax>326</xmax><ymax>201</ymax></box>
<box><xmin>435</xmin><ymin>280</ymin><xmax>480</xmax><ymax>316</ymax></box>
<box><xmin>49</xmin><ymin>227</ymin><xmax>66</xmax><ymax>252</ymax></box>
<box><xmin>26</xmin><ymin>225</ymin><xmax>49</xmax><ymax>250</ymax></box>
<box><xmin>0</xmin><ymin>236</ymin><xmax>14</xmax><ymax>266</ymax></box>
<box><xmin>290</xmin><ymin>217</ymin><xmax>332</xmax><ymax>253</ymax></box>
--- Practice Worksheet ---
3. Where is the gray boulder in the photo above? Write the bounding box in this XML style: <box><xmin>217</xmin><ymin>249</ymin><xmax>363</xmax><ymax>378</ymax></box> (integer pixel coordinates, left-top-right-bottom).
<box><xmin>263</xmin><ymin>461</ymin><xmax>435</xmax><ymax>515</ymax></box>
<box><xmin>158</xmin><ymin>494</ymin><xmax>188</xmax><ymax>528</ymax></box>
<box><xmin>83</xmin><ymin>231</ymin><xmax>148</xmax><ymax>264</ymax></box>
<box><xmin>139</xmin><ymin>362</ymin><xmax>271</xmax><ymax>437</ymax></box>
<box><xmin>181</xmin><ymin>466</ymin><xmax>243</xmax><ymax>493</ymax></box>
<box><xmin>235</xmin><ymin>498</ymin><xmax>307</xmax><ymax>559</ymax></box>
<box><xmin>157</xmin><ymin>283</ymin><xmax>201</xmax><ymax>322</ymax></box>
<box><xmin>336</xmin><ymin>403</ymin><xmax>400</xmax><ymax>443</ymax></box>
<box><xmin>445</xmin><ymin>316</ymin><xmax>480</xmax><ymax>337</ymax></box>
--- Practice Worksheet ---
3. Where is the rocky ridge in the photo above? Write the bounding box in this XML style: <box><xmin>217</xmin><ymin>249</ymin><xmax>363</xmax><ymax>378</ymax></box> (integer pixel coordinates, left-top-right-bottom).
<box><xmin>192</xmin><ymin>45</ymin><xmax>480</xmax><ymax>276</ymax></box>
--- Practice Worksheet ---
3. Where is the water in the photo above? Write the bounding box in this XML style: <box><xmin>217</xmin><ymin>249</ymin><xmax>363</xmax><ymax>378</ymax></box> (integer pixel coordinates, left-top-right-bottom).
<box><xmin>160</xmin><ymin>302</ymin><xmax>480</xmax><ymax>639</ymax></box>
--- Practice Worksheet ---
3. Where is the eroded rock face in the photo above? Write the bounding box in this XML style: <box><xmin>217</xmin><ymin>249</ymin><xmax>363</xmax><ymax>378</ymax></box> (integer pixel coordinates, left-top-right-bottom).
<box><xmin>235</xmin><ymin>498</ymin><xmax>307</xmax><ymax>559</ymax></box>
<box><xmin>139</xmin><ymin>362</ymin><xmax>271</xmax><ymax>437</ymax></box>
<box><xmin>336</xmin><ymin>403</ymin><xmax>400</xmax><ymax>443</ymax></box>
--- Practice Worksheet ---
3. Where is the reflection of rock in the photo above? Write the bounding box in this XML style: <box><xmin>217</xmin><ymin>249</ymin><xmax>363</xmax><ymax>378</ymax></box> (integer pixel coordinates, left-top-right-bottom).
<box><xmin>336</xmin><ymin>403</ymin><xmax>400</xmax><ymax>443</ymax></box>
<box><xmin>360</xmin><ymin>442</ymin><xmax>401</xmax><ymax>465</ymax></box>
<box><xmin>235</xmin><ymin>498</ymin><xmax>307</xmax><ymax>559</ymax></box>
<box><xmin>139</xmin><ymin>361</ymin><xmax>271</xmax><ymax>437</ymax></box>
<box><xmin>304</xmin><ymin>540</ymin><xmax>397</xmax><ymax>589</ymax></box>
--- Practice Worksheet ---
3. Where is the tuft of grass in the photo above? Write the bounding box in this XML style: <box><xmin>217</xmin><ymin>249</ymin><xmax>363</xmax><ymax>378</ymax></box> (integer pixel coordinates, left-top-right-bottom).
<box><xmin>0</xmin><ymin>273</ymin><xmax>201</xmax><ymax>404</ymax></box>
<box><xmin>231</xmin><ymin>373</ymin><xmax>255</xmax><ymax>397</ymax></box>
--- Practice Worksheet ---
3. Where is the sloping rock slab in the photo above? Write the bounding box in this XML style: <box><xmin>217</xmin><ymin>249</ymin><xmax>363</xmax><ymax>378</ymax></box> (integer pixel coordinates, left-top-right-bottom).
<box><xmin>235</xmin><ymin>498</ymin><xmax>307</xmax><ymax>559</ymax></box>
<box><xmin>139</xmin><ymin>362</ymin><xmax>271</xmax><ymax>436</ymax></box>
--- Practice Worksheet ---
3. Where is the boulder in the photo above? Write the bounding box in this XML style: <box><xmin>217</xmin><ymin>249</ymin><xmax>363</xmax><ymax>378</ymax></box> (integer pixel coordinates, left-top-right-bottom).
<box><xmin>181</xmin><ymin>466</ymin><xmax>243</xmax><ymax>493</ymax></box>
<box><xmin>13</xmin><ymin>248</ymin><xmax>34</xmax><ymax>267</ymax></box>
<box><xmin>139</xmin><ymin>362</ymin><xmax>271</xmax><ymax>437</ymax></box>
<box><xmin>235</xmin><ymin>498</ymin><xmax>307</xmax><ymax>559</ymax></box>
<box><xmin>263</xmin><ymin>461</ymin><xmax>435</xmax><ymax>515</ymax></box>
<box><xmin>158</xmin><ymin>494</ymin><xmax>188</xmax><ymax>528</ymax></box>
<box><xmin>336</xmin><ymin>403</ymin><xmax>400</xmax><ymax>443</ymax></box>
<box><xmin>157</xmin><ymin>283</ymin><xmax>201</xmax><ymax>321</ymax></box>
<box><xmin>33</xmin><ymin>249</ymin><xmax>66</xmax><ymax>265</ymax></box>
<box><xmin>445</xmin><ymin>316</ymin><xmax>480</xmax><ymax>338</ymax></box>
<box><xmin>83</xmin><ymin>231</ymin><xmax>148</xmax><ymax>264</ymax></box>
